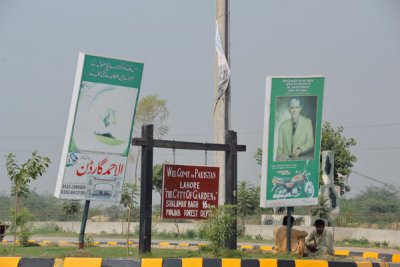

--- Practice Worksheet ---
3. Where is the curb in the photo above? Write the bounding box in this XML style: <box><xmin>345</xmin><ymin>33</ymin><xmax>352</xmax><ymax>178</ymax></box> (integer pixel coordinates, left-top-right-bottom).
<box><xmin>2</xmin><ymin>239</ymin><xmax>400</xmax><ymax>262</ymax></box>
<box><xmin>0</xmin><ymin>257</ymin><xmax>399</xmax><ymax>267</ymax></box>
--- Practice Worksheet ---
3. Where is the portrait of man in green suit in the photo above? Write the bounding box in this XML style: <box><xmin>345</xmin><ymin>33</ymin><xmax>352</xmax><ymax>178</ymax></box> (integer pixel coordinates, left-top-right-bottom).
<box><xmin>276</xmin><ymin>97</ymin><xmax>315</xmax><ymax>161</ymax></box>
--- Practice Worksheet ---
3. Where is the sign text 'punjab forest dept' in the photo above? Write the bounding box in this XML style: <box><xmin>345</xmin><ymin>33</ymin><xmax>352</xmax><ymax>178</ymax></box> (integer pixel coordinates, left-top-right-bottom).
<box><xmin>162</xmin><ymin>164</ymin><xmax>219</xmax><ymax>220</ymax></box>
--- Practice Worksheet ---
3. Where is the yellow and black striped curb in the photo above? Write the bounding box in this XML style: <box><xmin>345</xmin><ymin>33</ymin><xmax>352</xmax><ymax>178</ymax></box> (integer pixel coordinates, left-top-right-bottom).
<box><xmin>0</xmin><ymin>257</ymin><xmax>399</xmax><ymax>267</ymax></box>
<box><xmin>2</xmin><ymin>239</ymin><xmax>400</xmax><ymax>262</ymax></box>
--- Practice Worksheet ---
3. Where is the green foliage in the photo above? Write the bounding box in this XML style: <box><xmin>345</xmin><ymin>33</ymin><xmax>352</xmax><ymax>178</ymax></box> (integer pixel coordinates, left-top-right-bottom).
<box><xmin>62</xmin><ymin>200</ymin><xmax>81</xmax><ymax>219</ymax></box>
<box><xmin>6</xmin><ymin>151</ymin><xmax>51</xmax><ymax>198</ymax></box>
<box><xmin>9</xmin><ymin>207</ymin><xmax>33</xmax><ymax>231</ymax></box>
<box><xmin>185</xmin><ymin>229</ymin><xmax>197</xmax><ymax>239</ymax></box>
<box><xmin>120</xmin><ymin>182</ymin><xmax>139</xmax><ymax>210</ymax></box>
<box><xmin>199</xmin><ymin>205</ymin><xmax>236</xmax><ymax>255</ymax></box>
<box><xmin>254</xmin><ymin>148</ymin><xmax>262</xmax><ymax>166</ymax></box>
<box><xmin>17</xmin><ymin>227</ymin><xmax>32</xmax><ymax>247</ymax></box>
<box><xmin>103</xmin><ymin>205</ymin><xmax>123</xmax><ymax>221</ymax></box>
<box><xmin>343</xmin><ymin>237</ymin><xmax>369</xmax><ymax>246</ymax></box>
<box><xmin>131</xmin><ymin>94</ymin><xmax>170</xmax><ymax>185</ymax></box>
<box><xmin>237</xmin><ymin>181</ymin><xmax>260</xmax><ymax>231</ymax></box>
<box><xmin>152</xmin><ymin>163</ymin><xmax>163</xmax><ymax>197</ymax></box>
<box><xmin>341</xmin><ymin>185</ymin><xmax>400</xmax><ymax>214</ymax></box>
<box><xmin>23</xmin><ymin>191</ymin><xmax>63</xmax><ymax>220</ymax></box>
<box><xmin>357</xmin><ymin>185</ymin><xmax>399</xmax><ymax>213</ymax></box>
<box><xmin>9</xmin><ymin>207</ymin><xmax>33</xmax><ymax>247</ymax></box>
<box><xmin>32</xmin><ymin>222</ymin><xmax>64</xmax><ymax>234</ymax></box>
<box><xmin>5</xmin><ymin>151</ymin><xmax>50</xmax><ymax>249</ymax></box>
<box><xmin>135</xmin><ymin>94</ymin><xmax>170</xmax><ymax>138</ymax></box>
<box><xmin>320</xmin><ymin>122</ymin><xmax>357</xmax><ymax>194</ymax></box>
<box><xmin>311</xmin><ymin>195</ymin><xmax>332</xmax><ymax>223</ymax></box>
<box><xmin>84</xmin><ymin>234</ymin><xmax>96</xmax><ymax>247</ymax></box>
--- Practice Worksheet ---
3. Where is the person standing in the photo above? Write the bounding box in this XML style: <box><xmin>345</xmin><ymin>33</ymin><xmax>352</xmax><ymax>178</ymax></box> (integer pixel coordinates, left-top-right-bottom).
<box><xmin>276</xmin><ymin>97</ymin><xmax>314</xmax><ymax>161</ymax></box>
<box><xmin>305</xmin><ymin>219</ymin><xmax>334</xmax><ymax>256</ymax></box>
<box><xmin>274</xmin><ymin>215</ymin><xmax>308</xmax><ymax>255</ymax></box>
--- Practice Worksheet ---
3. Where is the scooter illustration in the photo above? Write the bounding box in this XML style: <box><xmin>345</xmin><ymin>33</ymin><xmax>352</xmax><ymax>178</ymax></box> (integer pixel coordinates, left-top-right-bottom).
<box><xmin>271</xmin><ymin>161</ymin><xmax>314</xmax><ymax>199</ymax></box>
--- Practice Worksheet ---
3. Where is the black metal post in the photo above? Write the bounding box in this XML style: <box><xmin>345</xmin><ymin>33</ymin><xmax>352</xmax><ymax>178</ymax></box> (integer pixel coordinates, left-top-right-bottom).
<box><xmin>286</xmin><ymin>207</ymin><xmax>293</xmax><ymax>253</ymax></box>
<box><xmin>139</xmin><ymin>125</ymin><xmax>154</xmax><ymax>254</ymax></box>
<box><xmin>78</xmin><ymin>200</ymin><xmax>90</xmax><ymax>249</ymax></box>
<box><xmin>224</xmin><ymin>130</ymin><xmax>237</xmax><ymax>249</ymax></box>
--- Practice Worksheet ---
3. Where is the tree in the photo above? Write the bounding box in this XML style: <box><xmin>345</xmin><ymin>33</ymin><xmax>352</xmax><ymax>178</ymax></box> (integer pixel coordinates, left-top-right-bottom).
<box><xmin>237</xmin><ymin>181</ymin><xmax>259</xmax><ymax>233</ymax></box>
<box><xmin>120</xmin><ymin>182</ymin><xmax>139</xmax><ymax>255</ymax></box>
<box><xmin>131</xmin><ymin>94</ymin><xmax>170</xmax><ymax>184</ymax></box>
<box><xmin>311</xmin><ymin>195</ymin><xmax>331</xmax><ymax>222</ymax></box>
<box><xmin>348</xmin><ymin>185</ymin><xmax>400</xmax><ymax>214</ymax></box>
<box><xmin>152</xmin><ymin>163</ymin><xmax>163</xmax><ymax>198</ymax></box>
<box><xmin>254</xmin><ymin>148</ymin><xmax>262</xmax><ymax>166</ymax></box>
<box><xmin>134</xmin><ymin>94</ymin><xmax>169</xmax><ymax>138</ymax></box>
<box><xmin>5</xmin><ymin>150</ymin><xmax>50</xmax><ymax>250</ymax></box>
<box><xmin>62</xmin><ymin>200</ymin><xmax>81</xmax><ymax>219</ymax></box>
<box><xmin>23</xmin><ymin>191</ymin><xmax>63</xmax><ymax>220</ymax></box>
<box><xmin>102</xmin><ymin>205</ymin><xmax>122</xmax><ymax>221</ymax></box>
<box><xmin>320</xmin><ymin>122</ymin><xmax>357</xmax><ymax>195</ymax></box>
<box><xmin>62</xmin><ymin>200</ymin><xmax>81</xmax><ymax>232</ymax></box>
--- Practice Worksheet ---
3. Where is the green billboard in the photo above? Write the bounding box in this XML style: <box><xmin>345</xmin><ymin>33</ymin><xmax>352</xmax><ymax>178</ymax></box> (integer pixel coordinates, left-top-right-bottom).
<box><xmin>55</xmin><ymin>53</ymin><xmax>144</xmax><ymax>202</ymax></box>
<box><xmin>260</xmin><ymin>76</ymin><xmax>324</xmax><ymax>207</ymax></box>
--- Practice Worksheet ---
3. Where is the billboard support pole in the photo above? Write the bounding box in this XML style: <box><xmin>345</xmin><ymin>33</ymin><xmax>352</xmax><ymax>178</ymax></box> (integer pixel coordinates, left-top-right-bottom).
<box><xmin>225</xmin><ymin>130</ymin><xmax>237</xmax><ymax>249</ymax></box>
<box><xmin>286</xmin><ymin>206</ymin><xmax>293</xmax><ymax>253</ymax></box>
<box><xmin>139</xmin><ymin>124</ymin><xmax>154</xmax><ymax>254</ymax></box>
<box><xmin>78</xmin><ymin>200</ymin><xmax>90</xmax><ymax>249</ymax></box>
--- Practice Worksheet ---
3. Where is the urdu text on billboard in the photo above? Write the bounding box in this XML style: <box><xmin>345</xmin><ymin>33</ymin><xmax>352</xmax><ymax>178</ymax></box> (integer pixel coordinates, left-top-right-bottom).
<box><xmin>55</xmin><ymin>53</ymin><xmax>144</xmax><ymax>202</ymax></box>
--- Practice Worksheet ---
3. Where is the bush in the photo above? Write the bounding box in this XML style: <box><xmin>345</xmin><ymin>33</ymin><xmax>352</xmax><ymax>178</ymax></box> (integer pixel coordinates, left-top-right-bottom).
<box><xmin>343</xmin><ymin>238</ymin><xmax>369</xmax><ymax>246</ymax></box>
<box><xmin>33</xmin><ymin>221</ymin><xmax>64</xmax><ymax>234</ymax></box>
<box><xmin>85</xmin><ymin>234</ymin><xmax>96</xmax><ymax>247</ymax></box>
<box><xmin>199</xmin><ymin>205</ymin><xmax>236</xmax><ymax>255</ymax></box>
<box><xmin>185</xmin><ymin>229</ymin><xmax>197</xmax><ymax>239</ymax></box>
<box><xmin>18</xmin><ymin>227</ymin><xmax>32</xmax><ymax>247</ymax></box>
<box><xmin>255</xmin><ymin>234</ymin><xmax>263</xmax><ymax>240</ymax></box>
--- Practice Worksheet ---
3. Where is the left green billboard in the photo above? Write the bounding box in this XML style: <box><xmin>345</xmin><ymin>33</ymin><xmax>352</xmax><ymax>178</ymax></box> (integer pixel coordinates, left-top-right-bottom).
<box><xmin>260</xmin><ymin>76</ymin><xmax>324</xmax><ymax>208</ymax></box>
<box><xmin>55</xmin><ymin>53</ymin><xmax>144</xmax><ymax>202</ymax></box>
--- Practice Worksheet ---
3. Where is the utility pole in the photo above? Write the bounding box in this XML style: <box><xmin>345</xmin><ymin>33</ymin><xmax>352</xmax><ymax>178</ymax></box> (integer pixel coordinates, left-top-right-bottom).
<box><xmin>214</xmin><ymin>0</ymin><xmax>231</xmax><ymax>205</ymax></box>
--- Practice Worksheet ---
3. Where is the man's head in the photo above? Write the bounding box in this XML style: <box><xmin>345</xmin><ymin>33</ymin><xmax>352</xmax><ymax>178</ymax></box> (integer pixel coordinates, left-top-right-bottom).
<box><xmin>314</xmin><ymin>219</ymin><xmax>325</xmax><ymax>234</ymax></box>
<box><xmin>282</xmin><ymin>215</ymin><xmax>295</xmax><ymax>227</ymax></box>
<box><xmin>288</xmin><ymin>97</ymin><xmax>302</xmax><ymax>121</ymax></box>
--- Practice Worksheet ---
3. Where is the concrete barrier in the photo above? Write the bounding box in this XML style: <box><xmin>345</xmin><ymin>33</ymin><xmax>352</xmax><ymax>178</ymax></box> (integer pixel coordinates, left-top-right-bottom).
<box><xmin>102</xmin><ymin>259</ymin><xmax>140</xmax><ymax>267</ymax></box>
<box><xmin>63</xmin><ymin>257</ymin><xmax>102</xmax><ymax>267</ymax></box>
<box><xmin>0</xmin><ymin>257</ymin><xmax>398</xmax><ymax>267</ymax></box>
<box><xmin>0</xmin><ymin>257</ymin><xmax>21</xmax><ymax>267</ymax></box>
<box><xmin>18</xmin><ymin>258</ymin><xmax>54</xmax><ymax>267</ymax></box>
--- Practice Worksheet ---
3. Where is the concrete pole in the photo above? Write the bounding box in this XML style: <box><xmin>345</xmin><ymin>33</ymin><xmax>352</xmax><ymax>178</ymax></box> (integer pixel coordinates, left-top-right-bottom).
<box><xmin>215</xmin><ymin>0</ymin><xmax>231</xmax><ymax>205</ymax></box>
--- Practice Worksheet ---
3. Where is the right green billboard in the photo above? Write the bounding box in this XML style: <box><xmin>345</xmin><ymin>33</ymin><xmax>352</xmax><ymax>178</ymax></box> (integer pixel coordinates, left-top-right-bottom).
<box><xmin>260</xmin><ymin>76</ymin><xmax>325</xmax><ymax>208</ymax></box>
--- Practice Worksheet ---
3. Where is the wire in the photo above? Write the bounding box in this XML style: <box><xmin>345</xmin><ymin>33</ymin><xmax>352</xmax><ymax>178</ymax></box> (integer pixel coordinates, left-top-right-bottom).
<box><xmin>351</xmin><ymin>146</ymin><xmax>400</xmax><ymax>151</ymax></box>
<box><xmin>352</xmin><ymin>170</ymin><xmax>400</xmax><ymax>190</ymax></box>
<box><xmin>344</xmin><ymin>123</ymin><xmax>400</xmax><ymax>129</ymax></box>
<box><xmin>0</xmin><ymin>135</ymin><xmax>63</xmax><ymax>139</ymax></box>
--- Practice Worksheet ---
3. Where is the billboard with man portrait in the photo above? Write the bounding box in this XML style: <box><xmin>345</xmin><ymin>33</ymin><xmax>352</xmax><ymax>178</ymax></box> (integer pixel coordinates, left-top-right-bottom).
<box><xmin>260</xmin><ymin>76</ymin><xmax>324</xmax><ymax>207</ymax></box>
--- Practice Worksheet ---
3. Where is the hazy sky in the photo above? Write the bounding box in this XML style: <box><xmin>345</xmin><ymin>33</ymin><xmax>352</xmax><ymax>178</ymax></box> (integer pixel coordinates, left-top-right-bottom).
<box><xmin>1</xmin><ymin>1</ymin><xmax>399</xmax><ymax>199</ymax></box>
